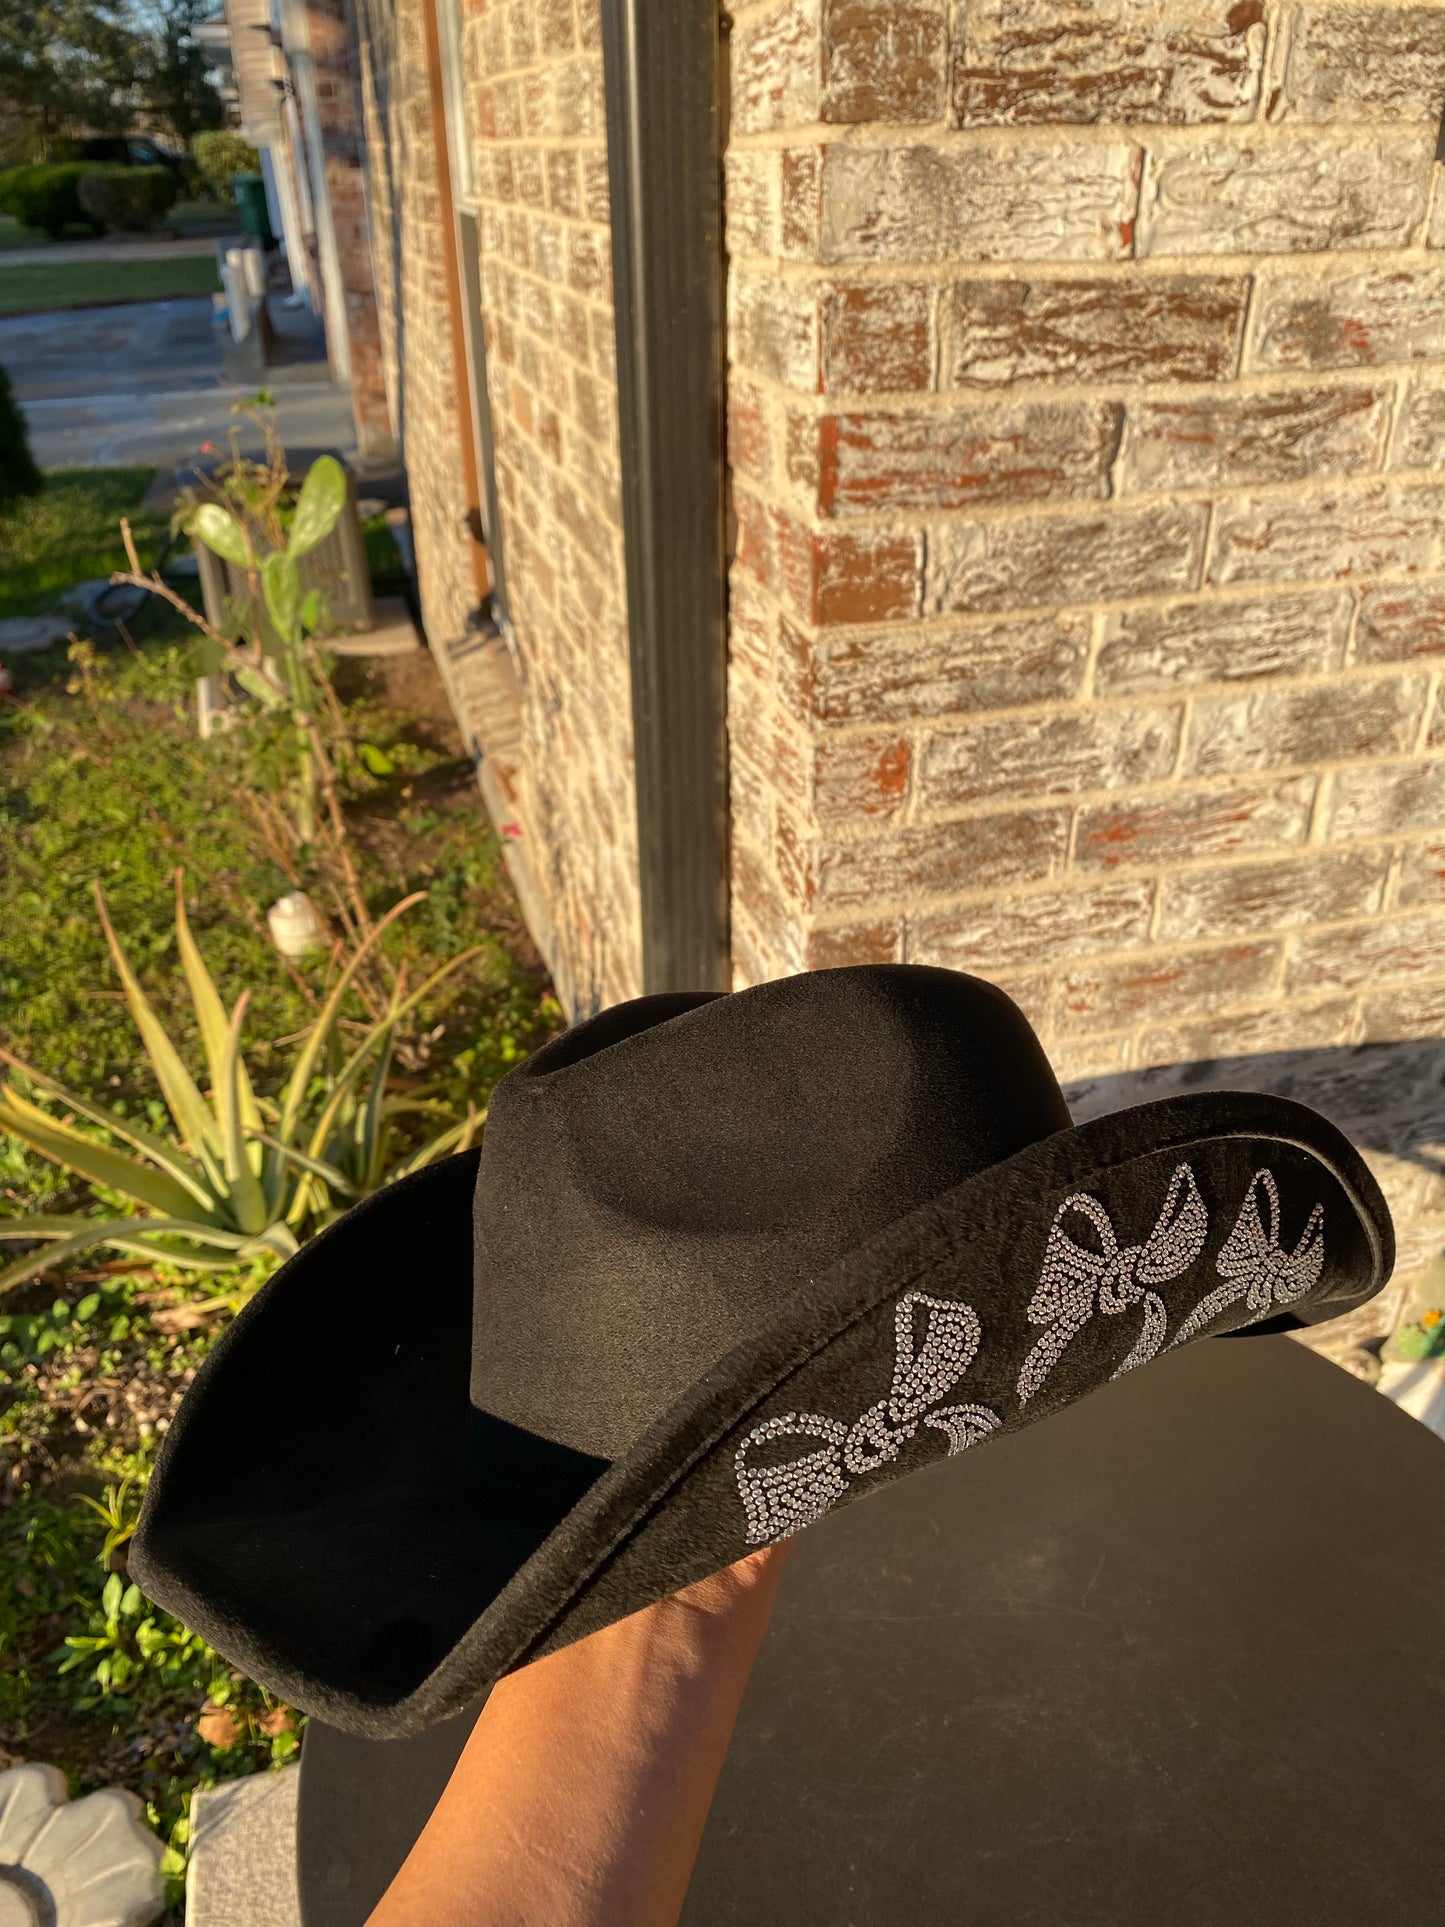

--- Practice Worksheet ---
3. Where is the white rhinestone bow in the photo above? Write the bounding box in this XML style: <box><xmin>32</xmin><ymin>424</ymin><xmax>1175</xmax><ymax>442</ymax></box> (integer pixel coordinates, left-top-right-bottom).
<box><xmin>1168</xmin><ymin>1170</ymin><xmax>1325</xmax><ymax>1350</ymax></box>
<box><xmin>1016</xmin><ymin>1163</ymin><xmax>1208</xmax><ymax>1407</ymax></box>
<box><xmin>735</xmin><ymin>1291</ymin><xmax>1000</xmax><ymax>1547</ymax></box>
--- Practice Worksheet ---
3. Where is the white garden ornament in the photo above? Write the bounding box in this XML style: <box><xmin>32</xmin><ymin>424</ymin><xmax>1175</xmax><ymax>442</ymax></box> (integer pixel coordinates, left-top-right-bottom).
<box><xmin>266</xmin><ymin>891</ymin><xmax>328</xmax><ymax>958</ymax></box>
<box><xmin>0</xmin><ymin>1765</ymin><xmax>163</xmax><ymax>1927</ymax></box>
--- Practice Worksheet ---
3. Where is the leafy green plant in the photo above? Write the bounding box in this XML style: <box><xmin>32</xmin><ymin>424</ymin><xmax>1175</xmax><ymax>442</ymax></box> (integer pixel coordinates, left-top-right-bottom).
<box><xmin>1393</xmin><ymin>1310</ymin><xmax>1445</xmax><ymax>1362</ymax></box>
<box><xmin>0</xmin><ymin>877</ymin><xmax>483</xmax><ymax>1294</ymax></box>
<box><xmin>77</xmin><ymin>163</ymin><xmax>178</xmax><ymax>232</ymax></box>
<box><xmin>0</xmin><ymin>161</ymin><xmax>100</xmax><ymax>236</ymax></box>
<box><xmin>189</xmin><ymin>130</ymin><xmax>260</xmax><ymax>205</ymax></box>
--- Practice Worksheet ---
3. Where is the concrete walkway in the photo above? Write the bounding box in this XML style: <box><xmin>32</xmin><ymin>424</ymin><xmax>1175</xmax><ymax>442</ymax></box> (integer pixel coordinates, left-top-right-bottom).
<box><xmin>1</xmin><ymin>295</ymin><xmax>356</xmax><ymax>469</ymax></box>
<box><xmin>0</xmin><ymin>233</ymin><xmax>231</xmax><ymax>268</ymax></box>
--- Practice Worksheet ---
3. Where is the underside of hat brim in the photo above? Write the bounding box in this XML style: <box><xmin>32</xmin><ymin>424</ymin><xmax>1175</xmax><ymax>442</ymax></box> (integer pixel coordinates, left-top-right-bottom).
<box><xmin>129</xmin><ymin>1089</ymin><xmax>1392</xmax><ymax>1739</ymax></box>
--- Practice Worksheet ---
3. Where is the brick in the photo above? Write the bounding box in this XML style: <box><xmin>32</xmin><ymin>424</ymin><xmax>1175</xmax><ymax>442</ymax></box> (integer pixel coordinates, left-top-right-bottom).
<box><xmin>1184</xmin><ymin>673</ymin><xmax>1428</xmax><ymax>777</ymax></box>
<box><xmin>1208</xmin><ymin>482</ymin><xmax>1445</xmax><ymax>589</ymax></box>
<box><xmin>1359</xmin><ymin>980</ymin><xmax>1445</xmax><ymax>1042</ymax></box>
<box><xmin>1286</xmin><ymin>909</ymin><xmax>1445</xmax><ymax>995</ymax></box>
<box><xmin>1156</xmin><ymin>850</ymin><xmax>1388</xmax><ymax>942</ymax></box>
<box><xmin>813</xmin><ymin>731</ymin><xmax>911</xmax><ymax>821</ymax></box>
<box><xmin>1397</xmin><ymin>839</ymin><xmax>1445</xmax><ymax>907</ymax></box>
<box><xmin>1391</xmin><ymin>379</ymin><xmax>1445</xmax><ymax>472</ymax></box>
<box><xmin>1278</xmin><ymin>6</ymin><xmax>1445</xmax><ymax>123</ymax></box>
<box><xmin>944</xmin><ymin>273</ymin><xmax>1250</xmax><ymax>388</ymax></box>
<box><xmin>788</xmin><ymin>398</ymin><xmax>1121</xmax><ymax>514</ymax></box>
<box><xmin>555</xmin><ymin>55</ymin><xmax>604</xmax><ymax>137</ymax></box>
<box><xmin>1094</xmin><ymin>591</ymin><xmax>1351</xmax><ymax>694</ymax></box>
<box><xmin>819</xmin><ymin>140</ymin><xmax>1137</xmax><ymax>264</ymax></box>
<box><xmin>954</xmin><ymin>0</ymin><xmax>1264</xmax><ymax>127</ymax></box>
<box><xmin>728</xmin><ymin>378</ymin><xmax>775</xmax><ymax>488</ymax></box>
<box><xmin>1075</xmin><ymin>775</ymin><xmax>1316</xmax><ymax>870</ymax></box>
<box><xmin>1136</xmin><ymin>134</ymin><xmax>1432</xmax><ymax>258</ymax></box>
<box><xmin>729</xmin><ymin>270</ymin><xmax>821</xmax><ymax>390</ymax></box>
<box><xmin>919</xmin><ymin>703</ymin><xmax>1180</xmax><ymax>808</ymax></box>
<box><xmin>820</xmin><ymin>0</ymin><xmax>948</xmax><ymax>122</ymax></box>
<box><xmin>809</xmin><ymin>809</ymin><xmax>1071</xmax><ymax>909</ymax></box>
<box><xmin>1354</xmin><ymin>583</ymin><xmax>1445</xmax><ymax>663</ymax></box>
<box><xmin>732</xmin><ymin>836</ymin><xmax>809</xmax><ymax>973</ymax></box>
<box><xmin>581</xmin><ymin>153</ymin><xmax>610</xmax><ymax>226</ymax></box>
<box><xmin>545</xmin><ymin>150</ymin><xmax>580</xmax><ymax>218</ymax></box>
<box><xmin>815</xmin><ymin>611</ymin><xmax>1091</xmax><ymax>721</ymax></box>
<box><xmin>811</xmin><ymin>526</ymin><xmax>922</xmax><ymax>623</ymax></box>
<box><xmin>725</xmin><ymin>150</ymin><xmax>779</xmax><ymax>256</ymax></box>
<box><xmin>823</xmin><ymin>282</ymin><xmax>934</xmax><ymax>394</ymax></box>
<box><xmin>913</xmin><ymin>878</ymin><xmax>1155</xmax><ymax>974</ymax></box>
<box><xmin>730</xmin><ymin>0</ymin><xmax>820</xmax><ymax>134</ymax></box>
<box><xmin>1138</xmin><ymin>996</ymin><xmax>1359</xmax><ymax>1066</ymax></box>
<box><xmin>1057</xmin><ymin>941</ymin><xmax>1282</xmax><ymax>1034</ymax></box>
<box><xmin>1328</xmin><ymin>758</ymin><xmax>1445</xmax><ymax>840</ymax></box>
<box><xmin>536</xmin><ymin>0</ymin><xmax>575</xmax><ymax>57</ymax></box>
<box><xmin>1117</xmin><ymin>384</ymin><xmax>1392</xmax><ymax>494</ymax></box>
<box><xmin>1051</xmin><ymin>1032</ymin><xmax>1135</xmax><ymax>1082</ymax></box>
<box><xmin>927</xmin><ymin>501</ymin><xmax>1207</xmax><ymax>616</ymax></box>
<box><xmin>1247</xmin><ymin>263</ymin><xmax>1445</xmax><ymax>372</ymax></box>
<box><xmin>804</xmin><ymin>918</ymin><xmax>906</xmax><ymax>967</ymax></box>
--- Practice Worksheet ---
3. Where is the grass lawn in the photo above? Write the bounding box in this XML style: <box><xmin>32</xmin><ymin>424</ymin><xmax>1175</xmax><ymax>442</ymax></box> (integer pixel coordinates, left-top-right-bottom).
<box><xmin>0</xmin><ymin>465</ymin><xmax>557</xmax><ymax>1905</ymax></box>
<box><xmin>0</xmin><ymin>254</ymin><xmax>220</xmax><ymax>315</ymax></box>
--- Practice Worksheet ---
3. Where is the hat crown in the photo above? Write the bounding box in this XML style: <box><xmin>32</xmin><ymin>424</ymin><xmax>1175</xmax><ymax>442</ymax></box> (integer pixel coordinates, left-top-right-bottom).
<box><xmin>471</xmin><ymin>966</ymin><xmax>1071</xmax><ymax>1459</ymax></box>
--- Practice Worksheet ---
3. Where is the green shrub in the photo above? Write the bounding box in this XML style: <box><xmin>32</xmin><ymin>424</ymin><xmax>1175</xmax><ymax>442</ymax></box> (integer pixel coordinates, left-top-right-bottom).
<box><xmin>0</xmin><ymin>363</ymin><xmax>42</xmax><ymax>506</ymax></box>
<box><xmin>78</xmin><ymin>166</ymin><xmax>179</xmax><ymax>233</ymax></box>
<box><xmin>189</xmin><ymin>131</ymin><xmax>260</xmax><ymax>207</ymax></box>
<box><xmin>0</xmin><ymin>163</ymin><xmax>101</xmax><ymax>239</ymax></box>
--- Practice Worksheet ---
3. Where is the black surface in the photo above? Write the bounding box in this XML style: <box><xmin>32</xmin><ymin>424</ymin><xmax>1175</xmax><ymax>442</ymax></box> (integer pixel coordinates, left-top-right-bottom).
<box><xmin>601</xmin><ymin>0</ymin><xmax>730</xmax><ymax>998</ymax></box>
<box><xmin>299</xmin><ymin>1337</ymin><xmax>1445</xmax><ymax>1924</ymax></box>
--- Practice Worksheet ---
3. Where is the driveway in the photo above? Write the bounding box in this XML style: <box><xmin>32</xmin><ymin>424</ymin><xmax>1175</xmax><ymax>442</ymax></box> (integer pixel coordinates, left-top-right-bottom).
<box><xmin>0</xmin><ymin>296</ymin><xmax>357</xmax><ymax>469</ymax></box>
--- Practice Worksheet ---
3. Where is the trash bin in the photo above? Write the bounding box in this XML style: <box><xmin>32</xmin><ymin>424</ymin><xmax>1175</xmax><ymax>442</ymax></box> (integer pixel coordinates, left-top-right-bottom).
<box><xmin>233</xmin><ymin>172</ymin><xmax>275</xmax><ymax>248</ymax></box>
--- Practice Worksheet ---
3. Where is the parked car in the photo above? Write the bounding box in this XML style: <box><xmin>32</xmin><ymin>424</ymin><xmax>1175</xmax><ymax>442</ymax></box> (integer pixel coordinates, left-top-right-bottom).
<box><xmin>76</xmin><ymin>136</ymin><xmax>185</xmax><ymax>175</ymax></box>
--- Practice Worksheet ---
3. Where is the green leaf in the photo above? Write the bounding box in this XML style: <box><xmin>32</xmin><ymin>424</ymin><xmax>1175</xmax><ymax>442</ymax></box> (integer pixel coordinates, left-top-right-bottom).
<box><xmin>287</xmin><ymin>455</ymin><xmax>347</xmax><ymax>559</ymax></box>
<box><xmin>0</xmin><ymin>1086</ymin><xmax>205</xmax><ymax>1221</ymax></box>
<box><xmin>173</xmin><ymin>876</ymin><xmax>260</xmax><ymax>1137</ymax></box>
<box><xmin>190</xmin><ymin>503</ymin><xmax>251</xmax><ymax>567</ymax></box>
<box><xmin>358</xmin><ymin>742</ymin><xmax>394</xmax><ymax>777</ymax></box>
<box><xmin>0</xmin><ymin>1218</ymin><xmax>257</xmax><ymax>1296</ymax></box>
<box><xmin>121</xmin><ymin>1583</ymin><xmax>143</xmax><ymax>1616</ymax></box>
<box><xmin>103</xmin><ymin>1572</ymin><xmax>123</xmax><ymax>1618</ymax></box>
<box><xmin>262</xmin><ymin>551</ymin><xmax>302</xmax><ymax>645</ymax></box>
<box><xmin>76</xmin><ymin>1292</ymin><xmax>101</xmax><ymax>1321</ymax></box>
<box><xmin>233</xmin><ymin>662</ymin><xmax>287</xmax><ymax>713</ymax></box>
<box><xmin>218</xmin><ymin>992</ymin><xmax>269</xmax><ymax>1235</ymax></box>
<box><xmin>299</xmin><ymin>587</ymin><xmax>322</xmax><ymax>633</ymax></box>
<box><xmin>94</xmin><ymin>885</ymin><xmax>223</xmax><ymax>1165</ymax></box>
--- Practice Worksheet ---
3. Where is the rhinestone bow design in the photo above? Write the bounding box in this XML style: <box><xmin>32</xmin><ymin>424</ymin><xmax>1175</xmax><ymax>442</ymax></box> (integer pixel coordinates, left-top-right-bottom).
<box><xmin>735</xmin><ymin>1291</ymin><xmax>1000</xmax><ymax>1547</ymax></box>
<box><xmin>1016</xmin><ymin>1163</ymin><xmax>1208</xmax><ymax>1407</ymax></box>
<box><xmin>1168</xmin><ymin>1170</ymin><xmax>1325</xmax><ymax>1350</ymax></box>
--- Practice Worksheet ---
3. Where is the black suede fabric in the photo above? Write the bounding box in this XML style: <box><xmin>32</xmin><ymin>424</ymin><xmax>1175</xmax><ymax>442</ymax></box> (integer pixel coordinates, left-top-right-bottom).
<box><xmin>130</xmin><ymin>966</ymin><xmax>1395</xmax><ymax>1738</ymax></box>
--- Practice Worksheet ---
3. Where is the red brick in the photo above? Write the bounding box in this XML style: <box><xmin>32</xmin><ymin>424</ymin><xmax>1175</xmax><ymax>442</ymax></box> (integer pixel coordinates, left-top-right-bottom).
<box><xmin>809</xmin><ymin>809</ymin><xmax>1071</xmax><ymax>910</ymax></box>
<box><xmin>730</xmin><ymin>0</ymin><xmax>820</xmax><ymax>135</ymax></box>
<box><xmin>581</xmin><ymin>152</ymin><xmax>610</xmax><ymax>225</ymax></box>
<box><xmin>804</xmin><ymin>918</ymin><xmax>906</xmax><ymax>968</ymax></box>
<box><xmin>819</xmin><ymin>140</ymin><xmax>1136</xmax><ymax>264</ymax></box>
<box><xmin>728</xmin><ymin>378</ymin><xmax>775</xmax><ymax>489</ymax></box>
<box><xmin>920</xmin><ymin>703</ymin><xmax>1180</xmax><ymax>808</ymax></box>
<box><xmin>812</xmin><ymin>523</ymin><xmax>921</xmax><ymax>623</ymax></box>
<box><xmin>554</xmin><ymin>55</ymin><xmax>603</xmax><ymax>137</ymax></box>
<box><xmin>823</xmin><ymin>282</ymin><xmax>933</xmax><ymax>394</ymax></box>
<box><xmin>1138</xmin><ymin>997</ymin><xmax>1359</xmax><ymax>1067</ymax></box>
<box><xmin>1183</xmin><ymin>674</ymin><xmax>1428</xmax><ymax>777</ymax></box>
<box><xmin>1094</xmin><ymin>591</ymin><xmax>1350</xmax><ymax>695</ymax></box>
<box><xmin>506</xmin><ymin>0</ymin><xmax>536</xmax><ymax>69</ymax></box>
<box><xmin>954</xmin><ymin>1</ymin><xmax>1264</xmax><ymax>127</ymax></box>
<box><xmin>1327</xmin><ymin>758</ymin><xmax>1445</xmax><ymax>841</ymax></box>
<box><xmin>536</xmin><ymin>0</ymin><xmax>575</xmax><ymax>57</ymax></box>
<box><xmin>913</xmin><ymin>878</ymin><xmax>1155</xmax><ymax>974</ymax></box>
<box><xmin>728</xmin><ymin>569</ymin><xmax>778</xmax><ymax>686</ymax></box>
<box><xmin>1049</xmin><ymin>1033</ymin><xmax>1135</xmax><ymax>1083</ymax></box>
<box><xmin>1393</xmin><ymin>840</ymin><xmax>1445</xmax><ymax>909</ymax></box>
<box><xmin>1286</xmin><ymin>910</ymin><xmax>1445</xmax><ymax>996</ymax></box>
<box><xmin>814</xmin><ymin>610</ymin><xmax>1090</xmax><ymax>721</ymax></box>
<box><xmin>821</xmin><ymin>0</ymin><xmax>948</xmax><ymax>123</ymax></box>
<box><xmin>1247</xmin><ymin>263</ymin><xmax>1445</xmax><ymax>372</ymax></box>
<box><xmin>1207</xmin><ymin>482</ymin><xmax>1445</xmax><ymax>589</ymax></box>
<box><xmin>1390</xmin><ymin>379</ymin><xmax>1445</xmax><ymax>472</ymax></box>
<box><xmin>566</xmin><ymin>227</ymin><xmax>609</xmax><ymax>299</ymax></box>
<box><xmin>725</xmin><ymin>150</ymin><xmax>781</xmax><ymax>257</ymax></box>
<box><xmin>1359</xmin><ymin>980</ymin><xmax>1445</xmax><ymax>1043</ymax></box>
<box><xmin>545</xmin><ymin>149</ymin><xmax>581</xmax><ymax>218</ymax></box>
<box><xmin>926</xmin><ymin>501</ymin><xmax>1207</xmax><ymax>616</ymax></box>
<box><xmin>1156</xmin><ymin>850</ymin><xmax>1388</xmax><ymax>942</ymax></box>
<box><xmin>813</xmin><ymin>731</ymin><xmax>911</xmax><ymax>822</ymax></box>
<box><xmin>1058</xmin><ymin>942</ymin><xmax>1282</xmax><ymax>1035</ymax></box>
<box><xmin>788</xmin><ymin>398</ymin><xmax>1120</xmax><ymax>514</ymax></box>
<box><xmin>782</xmin><ymin>147</ymin><xmax>825</xmax><ymax>256</ymax></box>
<box><xmin>945</xmin><ymin>274</ymin><xmax>1249</xmax><ymax>387</ymax></box>
<box><xmin>732</xmin><ymin>836</ymin><xmax>808</xmax><ymax>974</ymax></box>
<box><xmin>1278</xmin><ymin>6</ymin><xmax>1445</xmax><ymax>122</ymax></box>
<box><xmin>1075</xmin><ymin>777</ymin><xmax>1316</xmax><ymax>871</ymax></box>
<box><xmin>1117</xmin><ymin>384</ymin><xmax>1392</xmax><ymax>494</ymax></box>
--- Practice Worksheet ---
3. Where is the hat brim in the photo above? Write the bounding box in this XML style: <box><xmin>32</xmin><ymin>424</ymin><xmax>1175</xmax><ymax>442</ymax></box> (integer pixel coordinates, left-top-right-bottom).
<box><xmin>130</xmin><ymin>1089</ymin><xmax>1392</xmax><ymax>1738</ymax></box>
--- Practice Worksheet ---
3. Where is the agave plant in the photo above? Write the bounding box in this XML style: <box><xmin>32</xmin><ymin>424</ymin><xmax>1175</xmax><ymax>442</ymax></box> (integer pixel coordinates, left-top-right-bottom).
<box><xmin>0</xmin><ymin>878</ymin><xmax>483</xmax><ymax>1296</ymax></box>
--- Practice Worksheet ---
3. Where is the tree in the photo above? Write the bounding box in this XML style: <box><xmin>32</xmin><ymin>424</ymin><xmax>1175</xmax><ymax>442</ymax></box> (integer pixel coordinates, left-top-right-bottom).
<box><xmin>0</xmin><ymin>0</ymin><xmax>139</xmax><ymax>161</ymax></box>
<box><xmin>134</xmin><ymin>0</ymin><xmax>224</xmax><ymax>149</ymax></box>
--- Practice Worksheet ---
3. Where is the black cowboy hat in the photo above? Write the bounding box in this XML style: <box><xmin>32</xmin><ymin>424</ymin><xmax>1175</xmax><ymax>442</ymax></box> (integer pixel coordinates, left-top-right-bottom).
<box><xmin>130</xmin><ymin>965</ymin><xmax>1394</xmax><ymax>1738</ymax></box>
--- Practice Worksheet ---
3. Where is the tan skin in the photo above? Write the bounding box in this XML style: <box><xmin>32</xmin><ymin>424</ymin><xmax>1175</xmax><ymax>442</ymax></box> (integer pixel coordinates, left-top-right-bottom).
<box><xmin>366</xmin><ymin>1543</ymin><xmax>791</xmax><ymax>1927</ymax></box>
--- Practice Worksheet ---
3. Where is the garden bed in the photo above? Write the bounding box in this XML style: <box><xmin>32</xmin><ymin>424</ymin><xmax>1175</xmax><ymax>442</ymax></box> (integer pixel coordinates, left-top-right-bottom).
<box><xmin>0</xmin><ymin>466</ymin><xmax>558</xmax><ymax>1908</ymax></box>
